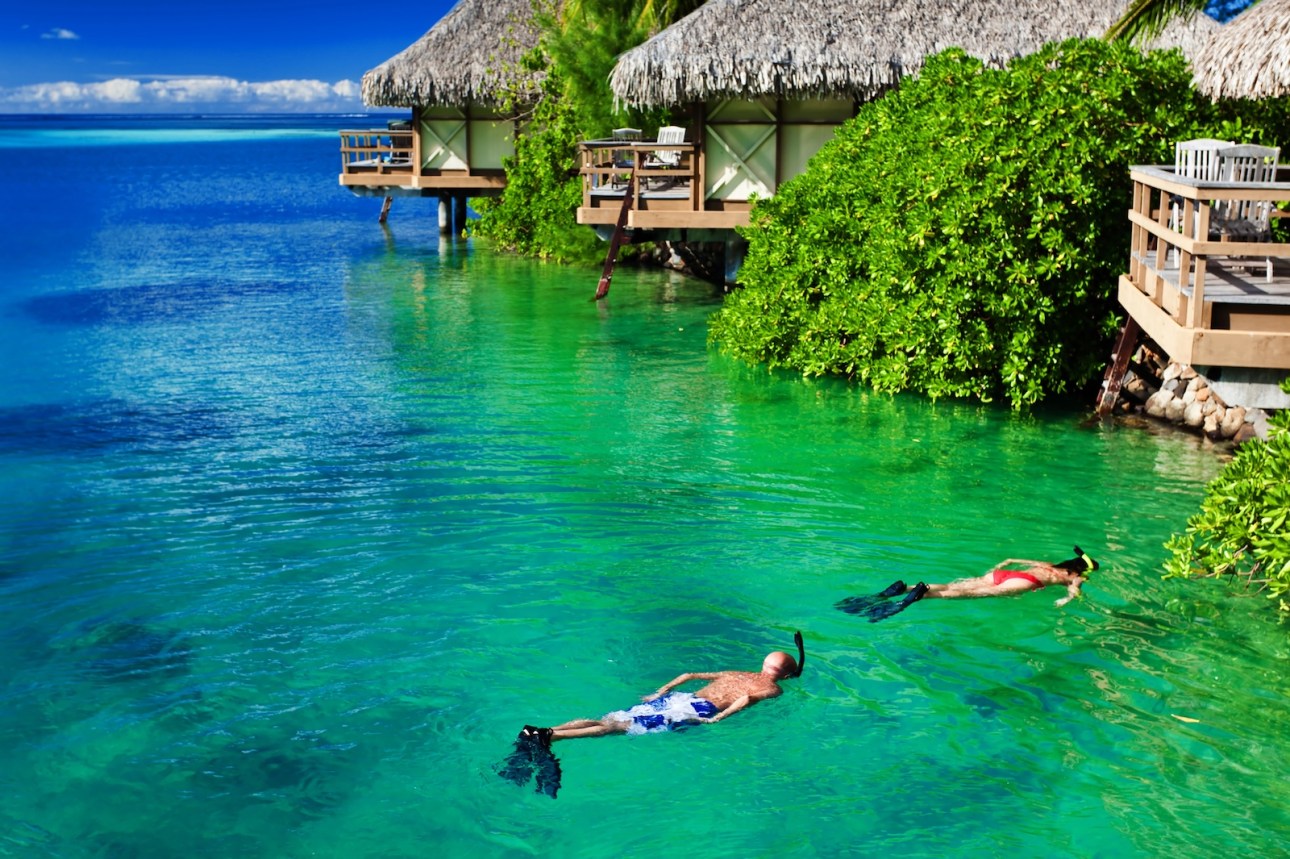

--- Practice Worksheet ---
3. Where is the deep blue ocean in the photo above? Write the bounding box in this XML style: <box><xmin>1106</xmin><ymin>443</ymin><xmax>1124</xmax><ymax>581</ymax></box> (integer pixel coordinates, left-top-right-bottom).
<box><xmin>0</xmin><ymin>113</ymin><xmax>1286</xmax><ymax>858</ymax></box>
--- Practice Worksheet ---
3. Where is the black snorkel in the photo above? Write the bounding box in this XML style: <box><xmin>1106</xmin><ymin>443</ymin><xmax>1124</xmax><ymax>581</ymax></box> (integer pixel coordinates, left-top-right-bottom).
<box><xmin>792</xmin><ymin>630</ymin><xmax>805</xmax><ymax>678</ymax></box>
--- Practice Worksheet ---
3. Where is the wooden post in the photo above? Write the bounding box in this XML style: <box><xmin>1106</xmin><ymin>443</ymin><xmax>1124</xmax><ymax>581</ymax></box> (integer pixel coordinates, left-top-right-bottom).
<box><xmin>453</xmin><ymin>195</ymin><xmax>469</xmax><ymax>236</ymax></box>
<box><xmin>1155</xmin><ymin>187</ymin><xmax>1173</xmax><ymax>273</ymax></box>
<box><xmin>595</xmin><ymin>175</ymin><xmax>636</xmax><ymax>300</ymax></box>
<box><xmin>1130</xmin><ymin>180</ymin><xmax>1149</xmax><ymax>288</ymax></box>
<box><xmin>1096</xmin><ymin>316</ymin><xmax>1143</xmax><ymax>417</ymax></box>
<box><xmin>379</xmin><ymin>196</ymin><xmax>393</xmax><ymax>224</ymax></box>
<box><xmin>1189</xmin><ymin>202</ymin><xmax>1210</xmax><ymax>330</ymax></box>
<box><xmin>412</xmin><ymin>107</ymin><xmax>422</xmax><ymax>171</ymax></box>
<box><xmin>695</xmin><ymin>104</ymin><xmax>706</xmax><ymax>215</ymax></box>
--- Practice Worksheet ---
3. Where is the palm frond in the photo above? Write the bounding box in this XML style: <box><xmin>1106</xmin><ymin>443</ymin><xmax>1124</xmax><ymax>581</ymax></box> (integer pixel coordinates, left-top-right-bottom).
<box><xmin>1106</xmin><ymin>0</ymin><xmax>1210</xmax><ymax>41</ymax></box>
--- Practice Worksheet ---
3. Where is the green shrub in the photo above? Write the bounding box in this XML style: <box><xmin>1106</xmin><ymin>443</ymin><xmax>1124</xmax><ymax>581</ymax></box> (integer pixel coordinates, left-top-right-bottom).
<box><xmin>710</xmin><ymin>39</ymin><xmax>1290</xmax><ymax>407</ymax></box>
<box><xmin>472</xmin><ymin>0</ymin><xmax>691</xmax><ymax>263</ymax></box>
<box><xmin>471</xmin><ymin>53</ymin><xmax>604</xmax><ymax>264</ymax></box>
<box><xmin>1165</xmin><ymin>381</ymin><xmax>1290</xmax><ymax>613</ymax></box>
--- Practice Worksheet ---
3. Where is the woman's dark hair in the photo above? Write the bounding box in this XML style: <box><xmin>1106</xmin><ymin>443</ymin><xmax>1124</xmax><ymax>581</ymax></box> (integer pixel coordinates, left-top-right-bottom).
<box><xmin>1054</xmin><ymin>545</ymin><xmax>1098</xmax><ymax>574</ymax></box>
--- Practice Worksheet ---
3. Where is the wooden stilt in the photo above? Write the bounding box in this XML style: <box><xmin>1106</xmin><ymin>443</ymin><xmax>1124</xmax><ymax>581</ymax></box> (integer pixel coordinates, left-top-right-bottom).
<box><xmin>594</xmin><ymin>176</ymin><xmax>636</xmax><ymax>301</ymax></box>
<box><xmin>379</xmin><ymin>196</ymin><xmax>393</xmax><ymax>224</ymax></box>
<box><xmin>1095</xmin><ymin>316</ymin><xmax>1143</xmax><ymax>417</ymax></box>
<box><xmin>453</xmin><ymin>196</ymin><xmax>469</xmax><ymax>236</ymax></box>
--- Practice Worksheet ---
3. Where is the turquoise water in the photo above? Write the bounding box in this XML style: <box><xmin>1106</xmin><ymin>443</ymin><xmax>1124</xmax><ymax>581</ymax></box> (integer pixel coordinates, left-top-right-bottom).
<box><xmin>0</xmin><ymin>115</ymin><xmax>1286</xmax><ymax>858</ymax></box>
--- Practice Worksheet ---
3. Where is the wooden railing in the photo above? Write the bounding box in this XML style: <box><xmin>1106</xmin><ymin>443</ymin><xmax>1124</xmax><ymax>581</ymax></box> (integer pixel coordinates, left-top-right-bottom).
<box><xmin>1120</xmin><ymin>165</ymin><xmax>1290</xmax><ymax>368</ymax></box>
<box><xmin>577</xmin><ymin>139</ymin><xmax>700</xmax><ymax>210</ymax></box>
<box><xmin>339</xmin><ymin>129</ymin><xmax>414</xmax><ymax>174</ymax></box>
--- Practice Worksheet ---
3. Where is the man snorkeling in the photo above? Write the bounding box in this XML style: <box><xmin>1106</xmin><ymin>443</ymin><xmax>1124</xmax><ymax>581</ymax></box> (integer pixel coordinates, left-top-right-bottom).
<box><xmin>498</xmin><ymin>633</ymin><xmax>805</xmax><ymax>798</ymax></box>
<box><xmin>837</xmin><ymin>546</ymin><xmax>1099</xmax><ymax>622</ymax></box>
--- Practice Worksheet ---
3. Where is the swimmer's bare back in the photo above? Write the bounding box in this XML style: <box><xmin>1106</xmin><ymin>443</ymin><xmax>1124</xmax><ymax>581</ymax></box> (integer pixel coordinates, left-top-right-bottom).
<box><xmin>694</xmin><ymin>671</ymin><xmax>782</xmax><ymax>709</ymax></box>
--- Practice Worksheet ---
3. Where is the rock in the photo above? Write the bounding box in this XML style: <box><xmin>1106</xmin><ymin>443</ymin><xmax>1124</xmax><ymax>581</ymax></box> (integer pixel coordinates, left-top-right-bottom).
<box><xmin>1163</xmin><ymin>363</ymin><xmax>1183</xmax><ymax>382</ymax></box>
<box><xmin>1124</xmin><ymin>375</ymin><xmax>1156</xmax><ymax>402</ymax></box>
<box><xmin>1164</xmin><ymin>378</ymin><xmax>1184</xmax><ymax>396</ymax></box>
<box><xmin>1145</xmin><ymin>389</ymin><xmax>1172</xmax><ymax>418</ymax></box>
<box><xmin>1234</xmin><ymin>422</ymin><xmax>1259</xmax><ymax>444</ymax></box>
<box><xmin>1195</xmin><ymin>386</ymin><xmax>1210</xmax><ymax>403</ymax></box>
<box><xmin>1184</xmin><ymin>401</ymin><xmax>1205</xmax><ymax>427</ymax></box>
<box><xmin>1210</xmin><ymin>388</ymin><xmax>1228</xmax><ymax>408</ymax></box>
<box><xmin>1165</xmin><ymin>396</ymin><xmax>1187</xmax><ymax>422</ymax></box>
<box><xmin>1202</xmin><ymin>399</ymin><xmax>1217</xmax><ymax>417</ymax></box>
<box><xmin>1181</xmin><ymin>365</ymin><xmax>1198</xmax><ymax>380</ymax></box>
<box><xmin>1182</xmin><ymin>385</ymin><xmax>1197</xmax><ymax>405</ymax></box>
<box><xmin>1203</xmin><ymin>412</ymin><xmax>1221</xmax><ymax>439</ymax></box>
<box><xmin>1221</xmin><ymin>406</ymin><xmax>1246</xmax><ymax>438</ymax></box>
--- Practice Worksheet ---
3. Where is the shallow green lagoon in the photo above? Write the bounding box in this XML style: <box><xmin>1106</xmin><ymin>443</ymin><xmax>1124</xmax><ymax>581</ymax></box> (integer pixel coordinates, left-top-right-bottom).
<box><xmin>0</xmin><ymin>117</ymin><xmax>1286</xmax><ymax>858</ymax></box>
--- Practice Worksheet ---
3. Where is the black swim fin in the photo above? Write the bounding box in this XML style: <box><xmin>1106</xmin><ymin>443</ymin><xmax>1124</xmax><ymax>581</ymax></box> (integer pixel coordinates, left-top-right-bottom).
<box><xmin>531</xmin><ymin>741</ymin><xmax>562</xmax><ymax>799</ymax></box>
<box><xmin>836</xmin><ymin>580</ymin><xmax>907</xmax><ymax>615</ymax></box>
<box><xmin>496</xmin><ymin>727</ymin><xmax>539</xmax><ymax>787</ymax></box>
<box><xmin>867</xmin><ymin>582</ymin><xmax>929</xmax><ymax>622</ymax></box>
<box><xmin>497</xmin><ymin>725</ymin><xmax>559</xmax><ymax>795</ymax></box>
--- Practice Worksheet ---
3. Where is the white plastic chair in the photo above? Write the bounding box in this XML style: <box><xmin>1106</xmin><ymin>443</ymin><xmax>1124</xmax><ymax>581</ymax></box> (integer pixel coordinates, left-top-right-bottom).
<box><xmin>644</xmin><ymin>126</ymin><xmax>686</xmax><ymax>189</ymax></box>
<box><xmin>609</xmin><ymin>127</ymin><xmax>641</xmax><ymax>190</ymax></box>
<box><xmin>1171</xmin><ymin>139</ymin><xmax>1232</xmax><ymax>257</ymax></box>
<box><xmin>1213</xmin><ymin>143</ymin><xmax>1280</xmax><ymax>281</ymax></box>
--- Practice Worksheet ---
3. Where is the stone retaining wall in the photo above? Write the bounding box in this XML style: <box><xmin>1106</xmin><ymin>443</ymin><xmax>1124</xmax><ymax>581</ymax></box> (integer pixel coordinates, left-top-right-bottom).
<box><xmin>1121</xmin><ymin>359</ymin><xmax>1270</xmax><ymax>444</ymax></box>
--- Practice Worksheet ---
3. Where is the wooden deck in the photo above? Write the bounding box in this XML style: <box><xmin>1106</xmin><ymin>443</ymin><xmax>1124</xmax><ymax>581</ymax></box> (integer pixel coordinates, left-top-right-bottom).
<box><xmin>337</xmin><ymin>126</ymin><xmax>507</xmax><ymax>197</ymax></box>
<box><xmin>1120</xmin><ymin>165</ymin><xmax>1290</xmax><ymax>369</ymax></box>
<box><xmin>576</xmin><ymin>139</ymin><xmax>751</xmax><ymax>232</ymax></box>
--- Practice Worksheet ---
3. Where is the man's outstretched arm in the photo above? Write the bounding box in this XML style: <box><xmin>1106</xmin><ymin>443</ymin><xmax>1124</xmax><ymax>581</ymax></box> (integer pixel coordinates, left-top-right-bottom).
<box><xmin>700</xmin><ymin>687</ymin><xmax>781</xmax><ymax>723</ymax></box>
<box><xmin>641</xmin><ymin>671</ymin><xmax>723</xmax><ymax>702</ymax></box>
<box><xmin>702</xmin><ymin>694</ymin><xmax>753</xmax><ymax>723</ymax></box>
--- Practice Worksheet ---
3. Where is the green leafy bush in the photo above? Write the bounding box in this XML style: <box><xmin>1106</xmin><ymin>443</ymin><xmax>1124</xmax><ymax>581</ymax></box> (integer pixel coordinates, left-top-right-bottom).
<box><xmin>471</xmin><ymin>54</ymin><xmax>604</xmax><ymax>264</ymax></box>
<box><xmin>1165</xmin><ymin>381</ymin><xmax>1290</xmax><ymax>612</ymax></box>
<box><xmin>472</xmin><ymin>0</ymin><xmax>693</xmax><ymax>263</ymax></box>
<box><xmin>710</xmin><ymin>39</ymin><xmax>1290</xmax><ymax>407</ymax></box>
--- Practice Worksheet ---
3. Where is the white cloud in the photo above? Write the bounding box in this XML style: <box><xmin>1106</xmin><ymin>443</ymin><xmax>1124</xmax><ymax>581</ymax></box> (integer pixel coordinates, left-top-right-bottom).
<box><xmin>41</xmin><ymin>28</ymin><xmax>80</xmax><ymax>40</ymax></box>
<box><xmin>0</xmin><ymin>75</ymin><xmax>367</xmax><ymax>113</ymax></box>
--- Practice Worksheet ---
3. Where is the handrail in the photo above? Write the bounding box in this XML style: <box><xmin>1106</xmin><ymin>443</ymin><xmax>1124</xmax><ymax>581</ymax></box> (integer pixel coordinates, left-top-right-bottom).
<box><xmin>1131</xmin><ymin>164</ymin><xmax>1290</xmax><ymax>201</ymax></box>
<box><xmin>577</xmin><ymin>139</ymin><xmax>700</xmax><ymax>212</ymax></box>
<box><xmin>339</xmin><ymin>129</ymin><xmax>413</xmax><ymax>173</ymax></box>
<box><xmin>1125</xmin><ymin>164</ymin><xmax>1290</xmax><ymax>337</ymax></box>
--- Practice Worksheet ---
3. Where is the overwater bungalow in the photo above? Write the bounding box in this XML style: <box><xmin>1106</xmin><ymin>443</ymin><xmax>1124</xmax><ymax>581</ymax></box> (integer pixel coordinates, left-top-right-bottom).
<box><xmin>1099</xmin><ymin>3</ymin><xmax>1290</xmax><ymax>419</ymax></box>
<box><xmin>578</xmin><ymin>0</ymin><xmax>1214</xmax><ymax>243</ymax></box>
<box><xmin>339</xmin><ymin>0</ymin><xmax>540</xmax><ymax>228</ymax></box>
<box><xmin>1192</xmin><ymin>0</ymin><xmax>1290</xmax><ymax>100</ymax></box>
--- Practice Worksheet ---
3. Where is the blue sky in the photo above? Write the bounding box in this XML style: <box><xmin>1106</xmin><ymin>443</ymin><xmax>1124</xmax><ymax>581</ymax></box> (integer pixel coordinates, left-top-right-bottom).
<box><xmin>0</xmin><ymin>1</ymin><xmax>457</xmax><ymax>113</ymax></box>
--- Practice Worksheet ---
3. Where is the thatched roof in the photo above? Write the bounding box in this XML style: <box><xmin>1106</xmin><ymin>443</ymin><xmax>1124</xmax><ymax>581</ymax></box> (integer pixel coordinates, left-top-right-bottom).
<box><xmin>361</xmin><ymin>0</ymin><xmax>542</xmax><ymax>108</ymax></box>
<box><xmin>609</xmin><ymin>0</ymin><xmax>1214</xmax><ymax>108</ymax></box>
<box><xmin>1193</xmin><ymin>0</ymin><xmax>1290</xmax><ymax>99</ymax></box>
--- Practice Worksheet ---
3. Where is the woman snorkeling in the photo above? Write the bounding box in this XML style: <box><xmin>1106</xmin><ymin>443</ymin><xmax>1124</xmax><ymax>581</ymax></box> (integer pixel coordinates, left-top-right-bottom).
<box><xmin>837</xmin><ymin>545</ymin><xmax>1100</xmax><ymax>622</ymax></box>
